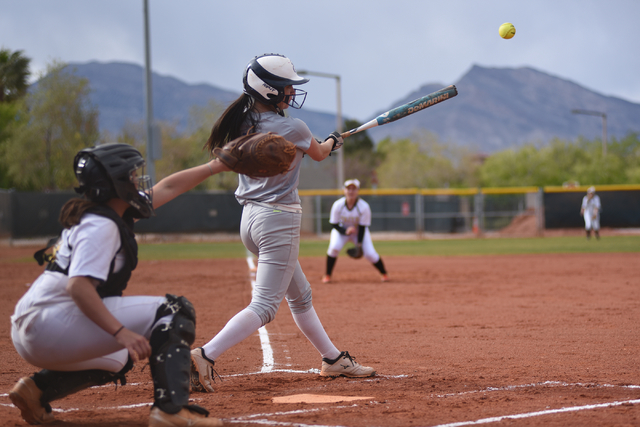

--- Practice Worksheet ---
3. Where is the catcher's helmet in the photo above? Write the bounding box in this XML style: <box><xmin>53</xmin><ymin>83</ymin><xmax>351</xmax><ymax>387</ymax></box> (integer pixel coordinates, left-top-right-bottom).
<box><xmin>73</xmin><ymin>143</ymin><xmax>154</xmax><ymax>218</ymax></box>
<box><xmin>243</xmin><ymin>54</ymin><xmax>309</xmax><ymax>109</ymax></box>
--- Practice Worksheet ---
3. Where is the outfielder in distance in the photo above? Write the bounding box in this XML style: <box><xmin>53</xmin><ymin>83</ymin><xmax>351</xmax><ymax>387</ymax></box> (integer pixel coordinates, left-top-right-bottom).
<box><xmin>184</xmin><ymin>53</ymin><xmax>376</xmax><ymax>393</ymax></box>
<box><xmin>9</xmin><ymin>144</ymin><xmax>222</xmax><ymax>426</ymax></box>
<box><xmin>323</xmin><ymin>179</ymin><xmax>389</xmax><ymax>284</ymax></box>
<box><xmin>581</xmin><ymin>186</ymin><xmax>602</xmax><ymax>239</ymax></box>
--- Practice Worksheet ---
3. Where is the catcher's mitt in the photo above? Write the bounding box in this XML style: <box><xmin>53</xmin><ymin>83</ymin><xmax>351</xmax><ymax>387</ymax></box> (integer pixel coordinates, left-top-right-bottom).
<box><xmin>346</xmin><ymin>245</ymin><xmax>363</xmax><ymax>259</ymax></box>
<box><xmin>213</xmin><ymin>132</ymin><xmax>297</xmax><ymax>178</ymax></box>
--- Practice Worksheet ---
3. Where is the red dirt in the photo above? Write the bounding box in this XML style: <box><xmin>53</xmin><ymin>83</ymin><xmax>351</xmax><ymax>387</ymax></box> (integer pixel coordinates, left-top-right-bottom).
<box><xmin>1</xmin><ymin>245</ymin><xmax>639</xmax><ymax>426</ymax></box>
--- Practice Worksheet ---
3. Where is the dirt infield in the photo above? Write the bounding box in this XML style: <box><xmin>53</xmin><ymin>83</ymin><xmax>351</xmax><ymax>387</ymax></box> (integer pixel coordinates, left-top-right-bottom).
<box><xmin>1</xmin><ymin>245</ymin><xmax>639</xmax><ymax>426</ymax></box>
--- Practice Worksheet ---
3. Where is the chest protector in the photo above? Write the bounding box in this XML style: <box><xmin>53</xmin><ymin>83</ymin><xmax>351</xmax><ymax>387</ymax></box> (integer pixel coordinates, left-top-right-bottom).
<box><xmin>34</xmin><ymin>206</ymin><xmax>139</xmax><ymax>298</ymax></box>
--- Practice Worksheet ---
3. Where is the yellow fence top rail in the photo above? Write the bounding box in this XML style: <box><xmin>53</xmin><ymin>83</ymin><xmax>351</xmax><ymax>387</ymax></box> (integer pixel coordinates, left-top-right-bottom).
<box><xmin>481</xmin><ymin>186</ymin><xmax>540</xmax><ymax>195</ymax></box>
<box><xmin>298</xmin><ymin>184</ymin><xmax>640</xmax><ymax>197</ymax></box>
<box><xmin>544</xmin><ymin>184</ymin><xmax>640</xmax><ymax>193</ymax></box>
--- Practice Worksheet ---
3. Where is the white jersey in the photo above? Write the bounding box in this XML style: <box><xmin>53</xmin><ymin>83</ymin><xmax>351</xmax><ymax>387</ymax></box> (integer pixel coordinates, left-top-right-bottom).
<box><xmin>12</xmin><ymin>214</ymin><xmax>124</xmax><ymax>318</ymax></box>
<box><xmin>235</xmin><ymin>111</ymin><xmax>313</xmax><ymax>205</ymax></box>
<box><xmin>581</xmin><ymin>195</ymin><xmax>601</xmax><ymax>218</ymax></box>
<box><xmin>10</xmin><ymin>212</ymin><xmax>171</xmax><ymax>373</ymax></box>
<box><xmin>329</xmin><ymin>197</ymin><xmax>372</xmax><ymax>228</ymax></box>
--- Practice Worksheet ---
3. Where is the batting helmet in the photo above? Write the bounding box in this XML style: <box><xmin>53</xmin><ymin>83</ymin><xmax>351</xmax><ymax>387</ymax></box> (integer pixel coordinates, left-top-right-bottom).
<box><xmin>73</xmin><ymin>143</ymin><xmax>154</xmax><ymax>218</ymax></box>
<box><xmin>243</xmin><ymin>54</ymin><xmax>309</xmax><ymax>109</ymax></box>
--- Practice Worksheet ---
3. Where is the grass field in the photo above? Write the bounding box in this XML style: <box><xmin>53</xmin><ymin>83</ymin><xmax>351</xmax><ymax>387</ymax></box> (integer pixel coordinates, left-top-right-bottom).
<box><xmin>136</xmin><ymin>235</ymin><xmax>640</xmax><ymax>260</ymax></box>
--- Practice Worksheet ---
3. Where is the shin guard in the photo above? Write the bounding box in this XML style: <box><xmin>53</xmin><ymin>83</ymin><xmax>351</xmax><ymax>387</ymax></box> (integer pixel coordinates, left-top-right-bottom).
<box><xmin>149</xmin><ymin>295</ymin><xmax>196</xmax><ymax>414</ymax></box>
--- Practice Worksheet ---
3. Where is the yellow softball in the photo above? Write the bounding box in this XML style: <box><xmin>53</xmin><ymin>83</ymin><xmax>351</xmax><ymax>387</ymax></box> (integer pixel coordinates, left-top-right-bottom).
<box><xmin>499</xmin><ymin>22</ymin><xmax>516</xmax><ymax>39</ymax></box>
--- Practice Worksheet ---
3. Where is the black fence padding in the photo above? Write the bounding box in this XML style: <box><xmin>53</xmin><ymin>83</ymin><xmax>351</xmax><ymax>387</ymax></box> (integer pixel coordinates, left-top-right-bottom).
<box><xmin>544</xmin><ymin>191</ymin><xmax>640</xmax><ymax>229</ymax></box>
<box><xmin>135</xmin><ymin>192</ymin><xmax>242</xmax><ymax>234</ymax></box>
<box><xmin>423</xmin><ymin>195</ymin><xmax>466</xmax><ymax>233</ymax></box>
<box><xmin>2</xmin><ymin>191</ymin><xmax>242</xmax><ymax>239</ymax></box>
<box><xmin>3</xmin><ymin>189</ymin><xmax>639</xmax><ymax>238</ymax></box>
<box><xmin>368</xmin><ymin>195</ymin><xmax>415</xmax><ymax>232</ymax></box>
<box><xmin>8</xmin><ymin>192</ymin><xmax>77</xmax><ymax>239</ymax></box>
<box><xmin>0</xmin><ymin>190</ymin><xmax>12</xmax><ymax>237</ymax></box>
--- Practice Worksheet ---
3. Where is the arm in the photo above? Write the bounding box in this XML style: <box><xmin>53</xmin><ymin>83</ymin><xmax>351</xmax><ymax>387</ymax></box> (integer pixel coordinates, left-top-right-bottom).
<box><xmin>66</xmin><ymin>276</ymin><xmax>151</xmax><ymax>361</ymax></box>
<box><xmin>152</xmin><ymin>159</ymin><xmax>230</xmax><ymax>209</ymax></box>
<box><xmin>304</xmin><ymin>137</ymin><xmax>333</xmax><ymax>161</ymax></box>
<box><xmin>357</xmin><ymin>225</ymin><xmax>366</xmax><ymax>244</ymax></box>
<box><xmin>331</xmin><ymin>223</ymin><xmax>348</xmax><ymax>235</ymax></box>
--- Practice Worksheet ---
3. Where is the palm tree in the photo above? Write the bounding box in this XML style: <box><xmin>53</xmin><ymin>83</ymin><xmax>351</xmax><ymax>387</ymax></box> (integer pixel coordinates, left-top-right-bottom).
<box><xmin>0</xmin><ymin>48</ymin><xmax>31</xmax><ymax>103</ymax></box>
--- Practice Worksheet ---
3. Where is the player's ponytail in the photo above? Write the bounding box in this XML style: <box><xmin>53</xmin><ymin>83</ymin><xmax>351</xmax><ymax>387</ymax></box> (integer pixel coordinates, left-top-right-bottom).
<box><xmin>205</xmin><ymin>93</ymin><xmax>259</xmax><ymax>153</ymax></box>
<box><xmin>59</xmin><ymin>198</ymin><xmax>98</xmax><ymax>228</ymax></box>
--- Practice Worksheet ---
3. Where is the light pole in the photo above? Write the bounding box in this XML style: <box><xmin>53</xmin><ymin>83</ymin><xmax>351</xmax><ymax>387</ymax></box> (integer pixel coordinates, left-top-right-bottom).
<box><xmin>571</xmin><ymin>109</ymin><xmax>607</xmax><ymax>157</ymax></box>
<box><xmin>143</xmin><ymin>0</ymin><xmax>160</xmax><ymax>183</ymax></box>
<box><xmin>297</xmin><ymin>70</ymin><xmax>344</xmax><ymax>188</ymax></box>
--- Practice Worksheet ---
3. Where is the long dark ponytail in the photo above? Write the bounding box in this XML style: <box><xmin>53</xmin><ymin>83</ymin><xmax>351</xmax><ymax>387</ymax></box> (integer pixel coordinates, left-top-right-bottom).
<box><xmin>204</xmin><ymin>93</ymin><xmax>260</xmax><ymax>153</ymax></box>
<box><xmin>59</xmin><ymin>198</ymin><xmax>99</xmax><ymax>228</ymax></box>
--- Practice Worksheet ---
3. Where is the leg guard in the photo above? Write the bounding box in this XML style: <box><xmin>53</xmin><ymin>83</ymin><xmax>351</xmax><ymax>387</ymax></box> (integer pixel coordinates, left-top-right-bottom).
<box><xmin>149</xmin><ymin>294</ymin><xmax>196</xmax><ymax>415</ymax></box>
<box><xmin>34</xmin><ymin>357</ymin><xmax>133</xmax><ymax>408</ymax></box>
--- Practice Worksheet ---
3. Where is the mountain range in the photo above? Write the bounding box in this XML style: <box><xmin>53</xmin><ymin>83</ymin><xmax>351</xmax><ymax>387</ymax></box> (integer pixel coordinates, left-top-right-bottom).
<box><xmin>64</xmin><ymin>61</ymin><xmax>640</xmax><ymax>154</ymax></box>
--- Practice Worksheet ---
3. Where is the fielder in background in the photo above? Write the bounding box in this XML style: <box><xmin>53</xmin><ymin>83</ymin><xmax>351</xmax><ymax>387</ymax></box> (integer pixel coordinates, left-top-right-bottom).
<box><xmin>323</xmin><ymin>179</ymin><xmax>389</xmax><ymax>284</ymax></box>
<box><xmin>581</xmin><ymin>186</ymin><xmax>601</xmax><ymax>239</ymax></box>
<box><xmin>9</xmin><ymin>144</ymin><xmax>222</xmax><ymax>427</ymax></box>
<box><xmin>188</xmin><ymin>53</ymin><xmax>376</xmax><ymax>394</ymax></box>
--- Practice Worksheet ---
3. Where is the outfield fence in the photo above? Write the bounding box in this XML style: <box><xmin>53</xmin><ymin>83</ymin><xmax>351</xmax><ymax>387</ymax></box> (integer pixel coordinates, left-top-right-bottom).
<box><xmin>2</xmin><ymin>184</ymin><xmax>640</xmax><ymax>240</ymax></box>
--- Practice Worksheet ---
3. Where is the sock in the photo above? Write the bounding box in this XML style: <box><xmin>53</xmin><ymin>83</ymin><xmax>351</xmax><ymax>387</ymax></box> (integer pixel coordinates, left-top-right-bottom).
<box><xmin>202</xmin><ymin>308</ymin><xmax>263</xmax><ymax>361</ymax></box>
<box><xmin>291</xmin><ymin>307</ymin><xmax>340</xmax><ymax>360</ymax></box>
<box><xmin>373</xmin><ymin>258</ymin><xmax>387</xmax><ymax>275</ymax></box>
<box><xmin>326</xmin><ymin>256</ymin><xmax>337</xmax><ymax>276</ymax></box>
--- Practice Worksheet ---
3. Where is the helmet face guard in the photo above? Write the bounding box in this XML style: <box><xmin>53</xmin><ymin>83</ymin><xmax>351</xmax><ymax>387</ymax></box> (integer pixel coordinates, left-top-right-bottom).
<box><xmin>243</xmin><ymin>54</ymin><xmax>309</xmax><ymax>109</ymax></box>
<box><xmin>74</xmin><ymin>143</ymin><xmax>155</xmax><ymax>219</ymax></box>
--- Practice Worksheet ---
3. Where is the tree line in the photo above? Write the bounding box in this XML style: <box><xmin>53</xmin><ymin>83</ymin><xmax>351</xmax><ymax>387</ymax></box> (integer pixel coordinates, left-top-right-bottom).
<box><xmin>1</xmin><ymin>48</ymin><xmax>639</xmax><ymax>192</ymax></box>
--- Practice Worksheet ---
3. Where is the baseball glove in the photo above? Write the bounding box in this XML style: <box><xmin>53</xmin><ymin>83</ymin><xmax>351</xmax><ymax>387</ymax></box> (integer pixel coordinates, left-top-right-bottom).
<box><xmin>346</xmin><ymin>245</ymin><xmax>363</xmax><ymax>259</ymax></box>
<box><xmin>213</xmin><ymin>132</ymin><xmax>297</xmax><ymax>178</ymax></box>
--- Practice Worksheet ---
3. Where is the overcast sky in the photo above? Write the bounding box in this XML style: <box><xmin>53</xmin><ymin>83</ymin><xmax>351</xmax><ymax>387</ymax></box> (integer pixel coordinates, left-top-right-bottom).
<box><xmin>2</xmin><ymin>0</ymin><xmax>639</xmax><ymax>122</ymax></box>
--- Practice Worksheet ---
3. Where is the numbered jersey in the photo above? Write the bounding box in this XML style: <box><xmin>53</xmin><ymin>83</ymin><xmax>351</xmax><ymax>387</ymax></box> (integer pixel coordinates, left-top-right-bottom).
<box><xmin>329</xmin><ymin>197</ymin><xmax>372</xmax><ymax>228</ymax></box>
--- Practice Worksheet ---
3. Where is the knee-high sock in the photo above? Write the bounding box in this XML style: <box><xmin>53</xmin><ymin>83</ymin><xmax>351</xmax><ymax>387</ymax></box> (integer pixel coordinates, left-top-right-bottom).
<box><xmin>326</xmin><ymin>255</ymin><xmax>337</xmax><ymax>276</ymax></box>
<box><xmin>291</xmin><ymin>307</ymin><xmax>340</xmax><ymax>360</ymax></box>
<box><xmin>202</xmin><ymin>308</ymin><xmax>263</xmax><ymax>361</ymax></box>
<box><xmin>373</xmin><ymin>258</ymin><xmax>387</xmax><ymax>275</ymax></box>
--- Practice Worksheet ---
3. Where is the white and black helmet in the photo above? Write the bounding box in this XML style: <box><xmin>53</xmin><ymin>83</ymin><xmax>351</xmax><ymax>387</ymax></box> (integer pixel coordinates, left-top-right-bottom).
<box><xmin>243</xmin><ymin>54</ymin><xmax>309</xmax><ymax>109</ymax></box>
<box><xmin>73</xmin><ymin>143</ymin><xmax>154</xmax><ymax>218</ymax></box>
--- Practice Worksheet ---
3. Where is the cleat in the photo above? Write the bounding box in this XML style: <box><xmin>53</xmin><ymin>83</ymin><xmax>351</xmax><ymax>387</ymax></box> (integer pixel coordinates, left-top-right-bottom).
<box><xmin>320</xmin><ymin>351</ymin><xmax>376</xmax><ymax>378</ymax></box>
<box><xmin>380</xmin><ymin>274</ymin><xmax>389</xmax><ymax>282</ymax></box>
<box><xmin>149</xmin><ymin>406</ymin><xmax>222</xmax><ymax>427</ymax></box>
<box><xmin>321</xmin><ymin>275</ymin><xmax>331</xmax><ymax>284</ymax></box>
<box><xmin>190</xmin><ymin>347</ymin><xmax>217</xmax><ymax>393</ymax></box>
<box><xmin>9</xmin><ymin>377</ymin><xmax>55</xmax><ymax>425</ymax></box>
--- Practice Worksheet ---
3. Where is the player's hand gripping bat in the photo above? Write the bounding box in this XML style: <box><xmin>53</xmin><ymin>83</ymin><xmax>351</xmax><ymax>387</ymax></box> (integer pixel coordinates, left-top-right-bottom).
<box><xmin>341</xmin><ymin>85</ymin><xmax>458</xmax><ymax>138</ymax></box>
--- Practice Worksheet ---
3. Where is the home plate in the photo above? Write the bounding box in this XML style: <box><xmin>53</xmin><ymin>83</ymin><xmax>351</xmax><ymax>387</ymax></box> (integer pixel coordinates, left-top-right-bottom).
<box><xmin>273</xmin><ymin>394</ymin><xmax>374</xmax><ymax>404</ymax></box>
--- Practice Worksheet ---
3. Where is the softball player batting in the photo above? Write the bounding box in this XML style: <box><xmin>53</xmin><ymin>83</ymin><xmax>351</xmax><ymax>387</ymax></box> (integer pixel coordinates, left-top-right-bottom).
<box><xmin>581</xmin><ymin>186</ymin><xmax>601</xmax><ymax>239</ymax></box>
<box><xmin>9</xmin><ymin>144</ymin><xmax>222</xmax><ymax>426</ymax></box>
<box><xmin>187</xmin><ymin>54</ymin><xmax>375</xmax><ymax>393</ymax></box>
<box><xmin>323</xmin><ymin>179</ymin><xmax>389</xmax><ymax>283</ymax></box>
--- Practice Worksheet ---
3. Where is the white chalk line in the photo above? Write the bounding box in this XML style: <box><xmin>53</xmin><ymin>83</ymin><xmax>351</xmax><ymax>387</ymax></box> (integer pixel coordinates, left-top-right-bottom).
<box><xmin>246</xmin><ymin>253</ymin><xmax>276</xmax><ymax>373</ymax></box>
<box><xmin>430</xmin><ymin>398</ymin><xmax>640</xmax><ymax>427</ymax></box>
<box><xmin>433</xmin><ymin>380</ymin><xmax>640</xmax><ymax>398</ymax></box>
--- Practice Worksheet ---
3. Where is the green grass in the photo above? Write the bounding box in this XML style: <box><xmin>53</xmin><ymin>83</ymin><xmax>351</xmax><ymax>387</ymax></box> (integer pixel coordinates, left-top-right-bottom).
<box><xmin>136</xmin><ymin>235</ymin><xmax>640</xmax><ymax>261</ymax></box>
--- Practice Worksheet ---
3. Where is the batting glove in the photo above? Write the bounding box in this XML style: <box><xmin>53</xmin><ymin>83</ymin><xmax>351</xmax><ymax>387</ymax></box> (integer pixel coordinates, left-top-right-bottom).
<box><xmin>325</xmin><ymin>131</ymin><xmax>344</xmax><ymax>151</ymax></box>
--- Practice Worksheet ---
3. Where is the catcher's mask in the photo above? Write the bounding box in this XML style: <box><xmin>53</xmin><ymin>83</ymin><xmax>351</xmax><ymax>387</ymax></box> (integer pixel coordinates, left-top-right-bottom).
<box><xmin>243</xmin><ymin>53</ymin><xmax>309</xmax><ymax>109</ymax></box>
<box><xmin>73</xmin><ymin>143</ymin><xmax>154</xmax><ymax>219</ymax></box>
